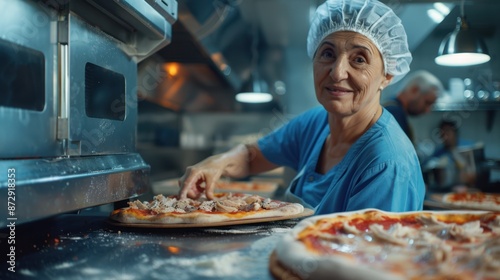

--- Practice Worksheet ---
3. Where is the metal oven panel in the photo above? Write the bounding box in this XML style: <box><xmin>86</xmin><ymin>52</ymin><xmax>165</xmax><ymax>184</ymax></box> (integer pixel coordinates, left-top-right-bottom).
<box><xmin>67</xmin><ymin>14</ymin><xmax>138</xmax><ymax>155</ymax></box>
<box><xmin>0</xmin><ymin>154</ymin><xmax>149</xmax><ymax>228</ymax></box>
<box><xmin>0</xmin><ymin>0</ymin><xmax>60</xmax><ymax>158</ymax></box>
<box><xmin>0</xmin><ymin>0</ymin><xmax>177</xmax><ymax>227</ymax></box>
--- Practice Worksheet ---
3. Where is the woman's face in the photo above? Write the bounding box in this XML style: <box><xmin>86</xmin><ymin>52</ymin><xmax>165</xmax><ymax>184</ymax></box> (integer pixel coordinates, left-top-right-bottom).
<box><xmin>313</xmin><ymin>31</ymin><xmax>392</xmax><ymax>117</ymax></box>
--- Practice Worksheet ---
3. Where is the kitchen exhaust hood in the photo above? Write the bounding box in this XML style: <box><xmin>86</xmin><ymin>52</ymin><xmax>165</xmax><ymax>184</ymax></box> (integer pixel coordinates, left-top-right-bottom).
<box><xmin>157</xmin><ymin>20</ymin><xmax>242</xmax><ymax>90</ymax></box>
<box><xmin>138</xmin><ymin>0</ymin><xmax>257</xmax><ymax>111</ymax></box>
<box><xmin>136</xmin><ymin>0</ymin><xmax>263</xmax><ymax>112</ymax></box>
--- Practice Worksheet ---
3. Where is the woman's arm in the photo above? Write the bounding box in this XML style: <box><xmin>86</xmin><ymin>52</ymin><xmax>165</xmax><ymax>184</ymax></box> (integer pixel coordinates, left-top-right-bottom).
<box><xmin>178</xmin><ymin>143</ymin><xmax>279</xmax><ymax>199</ymax></box>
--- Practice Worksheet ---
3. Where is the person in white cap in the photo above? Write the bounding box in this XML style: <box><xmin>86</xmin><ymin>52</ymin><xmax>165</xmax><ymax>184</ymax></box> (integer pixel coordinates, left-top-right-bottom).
<box><xmin>178</xmin><ymin>0</ymin><xmax>424</xmax><ymax>214</ymax></box>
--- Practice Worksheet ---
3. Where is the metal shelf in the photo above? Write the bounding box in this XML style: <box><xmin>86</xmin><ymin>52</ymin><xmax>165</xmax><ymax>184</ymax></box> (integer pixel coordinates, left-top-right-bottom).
<box><xmin>432</xmin><ymin>101</ymin><xmax>499</xmax><ymax>132</ymax></box>
<box><xmin>432</xmin><ymin>101</ymin><xmax>500</xmax><ymax>111</ymax></box>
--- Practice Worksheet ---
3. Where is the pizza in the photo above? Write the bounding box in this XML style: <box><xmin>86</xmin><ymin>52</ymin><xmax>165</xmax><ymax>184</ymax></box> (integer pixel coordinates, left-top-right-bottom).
<box><xmin>110</xmin><ymin>192</ymin><xmax>304</xmax><ymax>224</ymax></box>
<box><xmin>270</xmin><ymin>209</ymin><xmax>500</xmax><ymax>280</ymax></box>
<box><xmin>442</xmin><ymin>192</ymin><xmax>500</xmax><ymax>211</ymax></box>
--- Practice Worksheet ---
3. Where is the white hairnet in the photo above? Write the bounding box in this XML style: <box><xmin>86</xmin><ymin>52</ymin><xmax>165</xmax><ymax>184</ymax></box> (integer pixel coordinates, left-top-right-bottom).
<box><xmin>307</xmin><ymin>0</ymin><xmax>412</xmax><ymax>84</ymax></box>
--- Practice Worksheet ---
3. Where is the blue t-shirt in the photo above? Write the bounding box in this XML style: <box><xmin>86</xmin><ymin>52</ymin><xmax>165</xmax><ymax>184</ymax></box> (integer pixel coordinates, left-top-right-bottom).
<box><xmin>258</xmin><ymin>106</ymin><xmax>425</xmax><ymax>215</ymax></box>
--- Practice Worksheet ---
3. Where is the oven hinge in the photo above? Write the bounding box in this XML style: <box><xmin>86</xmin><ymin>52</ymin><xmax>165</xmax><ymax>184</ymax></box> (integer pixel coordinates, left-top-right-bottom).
<box><xmin>56</xmin><ymin>12</ymin><xmax>80</xmax><ymax>156</ymax></box>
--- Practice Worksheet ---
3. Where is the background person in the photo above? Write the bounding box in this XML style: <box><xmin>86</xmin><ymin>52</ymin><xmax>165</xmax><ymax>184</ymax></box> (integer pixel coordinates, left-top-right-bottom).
<box><xmin>383</xmin><ymin>70</ymin><xmax>444</xmax><ymax>143</ymax></box>
<box><xmin>423</xmin><ymin>120</ymin><xmax>476</xmax><ymax>190</ymax></box>
<box><xmin>178</xmin><ymin>0</ymin><xmax>424</xmax><ymax>214</ymax></box>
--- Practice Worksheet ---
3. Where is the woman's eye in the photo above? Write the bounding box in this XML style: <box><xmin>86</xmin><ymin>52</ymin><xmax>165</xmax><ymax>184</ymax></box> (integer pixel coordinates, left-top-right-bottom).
<box><xmin>320</xmin><ymin>49</ymin><xmax>334</xmax><ymax>59</ymax></box>
<box><xmin>353</xmin><ymin>56</ymin><xmax>366</xmax><ymax>63</ymax></box>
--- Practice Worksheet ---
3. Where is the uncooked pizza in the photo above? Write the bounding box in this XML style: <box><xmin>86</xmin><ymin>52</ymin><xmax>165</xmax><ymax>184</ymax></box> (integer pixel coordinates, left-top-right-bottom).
<box><xmin>110</xmin><ymin>192</ymin><xmax>304</xmax><ymax>224</ymax></box>
<box><xmin>270</xmin><ymin>209</ymin><xmax>500</xmax><ymax>280</ymax></box>
<box><xmin>442</xmin><ymin>192</ymin><xmax>500</xmax><ymax>211</ymax></box>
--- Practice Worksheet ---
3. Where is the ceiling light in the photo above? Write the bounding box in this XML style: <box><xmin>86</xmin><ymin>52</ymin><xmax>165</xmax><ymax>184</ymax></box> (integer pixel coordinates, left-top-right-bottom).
<box><xmin>435</xmin><ymin>1</ymin><xmax>490</xmax><ymax>67</ymax></box>
<box><xmin>236</xmin><ymin>25</ymin><xmax>273</xmax><ymax>104</ymax></box>
<box><xmin>428</xmin><ymin>3</ymin><xmax>452</xmax><ymax>24</ymax></box>
<box><xmin>235</xmin><ymin>92</ymin><xmax>273</xmax><ymax>103</ymax></box>
<box><xmin>427</xmin><ymin>9</ymin><xmax>444</xmax><ymax>23</ymax></box>
<box><xmin>433</xmin><ymin>3</ymin><xmax>450</xmax><ymax>15</ymax></box>
<box><xmin>235</xmin><ymin>75</ymin><xmax>273</xmax><ymax>103</ymax></box>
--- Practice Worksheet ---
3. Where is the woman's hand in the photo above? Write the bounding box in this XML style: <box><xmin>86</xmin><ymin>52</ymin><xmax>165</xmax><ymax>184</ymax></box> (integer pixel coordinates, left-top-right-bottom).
<box><xmin>178</xmin><ymin>155</ymin><xmax>228</xmax><ymax>200</ymax></box>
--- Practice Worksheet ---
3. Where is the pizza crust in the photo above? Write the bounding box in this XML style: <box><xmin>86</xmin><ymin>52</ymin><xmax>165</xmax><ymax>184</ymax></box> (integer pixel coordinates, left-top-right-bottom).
<box><xmin>269</xmin><ymin>251</ymin><xmax>303</xmax><ymax>280</ymax></box>
<box><xmin>274</xmin><ymin>214</ymin><xmax>402</xmax><ymax>280</ymax></box>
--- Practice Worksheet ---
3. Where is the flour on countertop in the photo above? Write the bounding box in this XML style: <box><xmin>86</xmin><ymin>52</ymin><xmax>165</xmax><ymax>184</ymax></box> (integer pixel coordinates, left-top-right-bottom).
<box><xmin>157</xmin><ymin>251</ymin><xmax>253</xmax><ymax>278</ymax></box>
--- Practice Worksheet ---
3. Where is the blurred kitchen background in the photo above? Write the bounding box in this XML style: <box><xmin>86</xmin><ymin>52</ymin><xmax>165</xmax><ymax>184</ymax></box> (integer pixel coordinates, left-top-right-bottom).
<box><xmin>136</xmin><ymin>0</ymin><xmax>500</xmax><ymax>191</ymax></box>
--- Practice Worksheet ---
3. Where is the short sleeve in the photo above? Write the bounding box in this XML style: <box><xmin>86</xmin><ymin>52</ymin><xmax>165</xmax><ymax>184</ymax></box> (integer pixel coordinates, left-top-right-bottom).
<box><xmin>258</xmin><ymin>107</ymin><xmax>327</xmax><ymax>170</ymax></box>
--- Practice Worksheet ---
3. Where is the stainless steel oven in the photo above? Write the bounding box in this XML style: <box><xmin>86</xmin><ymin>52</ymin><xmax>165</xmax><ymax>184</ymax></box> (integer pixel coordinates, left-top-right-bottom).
<box><xmin>0</xmin><ymin>0</ymin><xmax>177</xmax><ymax>227</ymax></box>
<box><xmin>0</xmin><ymin>0</ymin><xmax>59</xmax><ymax>158</ymax></box>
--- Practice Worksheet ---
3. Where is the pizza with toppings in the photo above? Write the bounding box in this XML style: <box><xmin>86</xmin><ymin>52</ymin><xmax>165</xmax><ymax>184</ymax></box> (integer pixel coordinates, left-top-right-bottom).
<box><xmin>110</xmin><ymin>193</ymin><xmax>305</xmax><ymax>225</ymax></box>
<box><xmin>442</xmin><ymin>192</ymin><xmax>500</xmax><ymax>211</ymax></box>
<box><xmin>270</xmin><ymin>209</ymin><xmax>500</xmax><ymax>280</ymax></box>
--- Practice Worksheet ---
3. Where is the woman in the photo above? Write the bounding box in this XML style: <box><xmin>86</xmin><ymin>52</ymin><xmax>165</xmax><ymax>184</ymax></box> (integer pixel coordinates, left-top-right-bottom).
<box><xmin>179</xmin><ymin>0</ymin><xmax>424</xmax><ymax>214</ymax></box>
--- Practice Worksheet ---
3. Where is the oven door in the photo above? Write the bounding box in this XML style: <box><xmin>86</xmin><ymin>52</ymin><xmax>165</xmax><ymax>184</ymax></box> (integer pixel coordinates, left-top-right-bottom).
<box><xmin>0</xmin><ymin>1</ymin><xmax>60</xmax><ymax>158</ymax></box>
<box><xmin>66</xmin><ymin>13</ymin><xmax>138</xmax><ymax>156</ymax></box>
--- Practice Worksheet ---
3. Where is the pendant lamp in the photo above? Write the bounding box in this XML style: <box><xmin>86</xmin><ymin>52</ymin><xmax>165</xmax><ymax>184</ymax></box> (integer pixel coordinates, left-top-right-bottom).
<box><xmin>435</xmin><ymin>0</ymin><xmax>490</xmax><ymax>67</ymax></box>
<box><xmin>235</xmin><ymin>73</ymin><xmax>273</xmax><ymax>103</ymax></box>
<box><xmin>235</xmin><ymin>25</ymin><xmax>273</xmax><ymax>103</ymax></box>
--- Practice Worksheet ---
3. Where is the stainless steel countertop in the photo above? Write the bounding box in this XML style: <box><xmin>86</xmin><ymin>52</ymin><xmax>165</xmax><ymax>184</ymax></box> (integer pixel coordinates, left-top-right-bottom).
<box><xmin>0</xmin><ymin>211</ymin><xmax>303</xmax><ymax>280</ymax></box>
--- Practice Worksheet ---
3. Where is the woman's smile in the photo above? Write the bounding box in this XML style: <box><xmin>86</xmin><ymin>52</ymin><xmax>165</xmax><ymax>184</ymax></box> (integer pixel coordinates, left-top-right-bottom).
<box><xmin>325</xmin><ymin>85</ymin><xmax>353</xmax><ymax>97</ymax></box>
